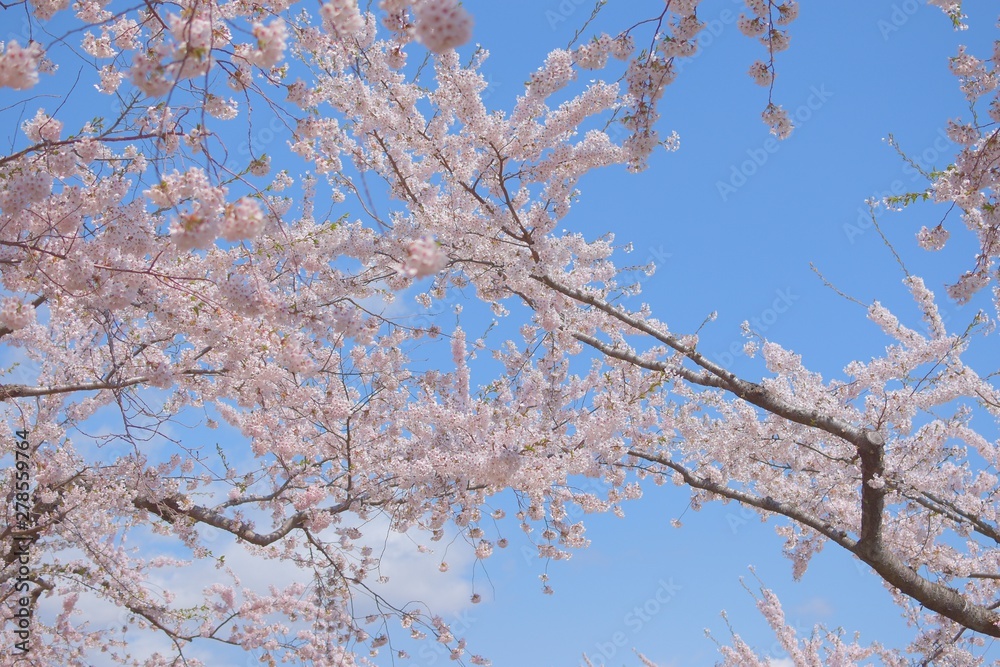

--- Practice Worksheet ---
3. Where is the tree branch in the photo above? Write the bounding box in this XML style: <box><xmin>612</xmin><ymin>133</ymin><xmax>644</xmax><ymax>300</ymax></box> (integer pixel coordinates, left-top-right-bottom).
<box><xmin>132</xmin><ymin>494</ymin><xmax>354</xmax><ymax>547</ymax></box>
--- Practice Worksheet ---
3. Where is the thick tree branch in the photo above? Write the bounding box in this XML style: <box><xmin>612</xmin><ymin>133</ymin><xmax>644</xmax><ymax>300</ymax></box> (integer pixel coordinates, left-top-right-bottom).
<box><xmin>538</xmin><ymin>274</ymin><xmax>871</xmax><ymax>446</ymax></box>
<box><xmin>629</xmin><ymin>450</ymin><xmax>856</xmax><ymax>550</ymax></box>
<box><xmin>132</xmin><ymin>494</ymin><xmax>353</xmax><ymax>547</ymax></box>
<box><xmin>548</xmin><ymin>278</ymin><xmax>1000</xmax><ymax>637</ymax></box>
<box><xmin>0</xmin><ymin>368</ymin><xmax>224</xmax><ymax>401</ymax></box>
<box><xmin>630</xmin><ymin>443</ymin><xmax>1000</xmax><ymax>637</ymax></box>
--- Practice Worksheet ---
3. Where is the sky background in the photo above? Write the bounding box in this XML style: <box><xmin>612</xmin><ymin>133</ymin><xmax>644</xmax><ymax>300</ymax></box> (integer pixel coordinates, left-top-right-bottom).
<box><xmin>4</xmin><ymin>0</ymin><xmax>1000</xmax><ymax>665</ymax></box>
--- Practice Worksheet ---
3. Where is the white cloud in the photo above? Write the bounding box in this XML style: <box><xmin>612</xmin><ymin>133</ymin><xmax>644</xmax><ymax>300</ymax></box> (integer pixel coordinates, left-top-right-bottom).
<box><xmin>63</xmin><ymin>507</ymin><xmax>478</xmax><ymax>665</ymax></box>
<box><xmin>361</xmin><ymin>519</ymin><xmax>477</xmax><ymax>616</ymax></box>
<box><xmin>794</xmin><ymin>596</ymin><xmax>833</xmax><ymax>618</ymax></box>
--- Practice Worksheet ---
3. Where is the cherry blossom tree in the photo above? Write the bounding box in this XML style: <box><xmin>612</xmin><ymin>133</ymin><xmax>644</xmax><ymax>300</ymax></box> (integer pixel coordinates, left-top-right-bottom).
<box><xmin>0</xmin><ymin>0</ymin><xmax>999</xmax><ymax>665</ymax></box>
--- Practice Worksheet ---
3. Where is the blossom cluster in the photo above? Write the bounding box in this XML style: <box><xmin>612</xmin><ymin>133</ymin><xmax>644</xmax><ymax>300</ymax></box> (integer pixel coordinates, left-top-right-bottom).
<box><xmin>919</xmin><ymin>37</ymin><xmax>1000</xmax><ymax>304</ymax></box>
<box><xmin>321</xmin><ymin>0</ymin><xmax>366</xmax><ymax>36</ymax></box>
<box><xmin>737</xmin><ymin>0</ymin><xmax>799</xmax><ymax>133</ymax></box>
<box><xmin>762</xmin><ymin>102</ymin><xmax>793</xmax><ymax>139</ymax></box>
<box><xmin>0</xmin><ymin>41</ymin><xmax>44</xmax><ymax>90</ymax></box>
<box><xmin>0</xmin><ymin>298</ymin><xmax>34</xmax><ymax>330</ymax></box>
<box><xmin>412</xmin><ymin>0</ymin><xmax>474</xmax><ymax>54</ymax></box>
<box><xmin>248</xmin><ymin>18</ymin><xmax>288</xmax><ymax>68</ymax></box>
<box><xmin>399</xmin><ymin>236</ymin><xmax>447</xmax><ymax>278</ymax></box>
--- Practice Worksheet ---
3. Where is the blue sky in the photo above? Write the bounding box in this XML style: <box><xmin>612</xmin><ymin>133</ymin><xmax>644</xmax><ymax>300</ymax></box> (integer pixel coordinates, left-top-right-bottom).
<box><xmin>4</xmin><ymin>0</ymin><xmax>1000</xmax><ymax>665</ymax></box>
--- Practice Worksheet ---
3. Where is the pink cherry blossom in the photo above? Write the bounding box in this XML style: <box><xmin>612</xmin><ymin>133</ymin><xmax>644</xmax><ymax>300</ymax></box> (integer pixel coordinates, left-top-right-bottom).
<box><xmin>0</xmin><ymin>41</ymin><xmax>45</xmax><ymax>90</ymax></box>
<box><xmin>412</xmin><ymin>0</ymin><xmax>473</xmax><ymax>53</ymax></box>
<box><xmin>399</xmin><ymin>236</ymin><xmax>447</xmax><ymax>278</ymax></box>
